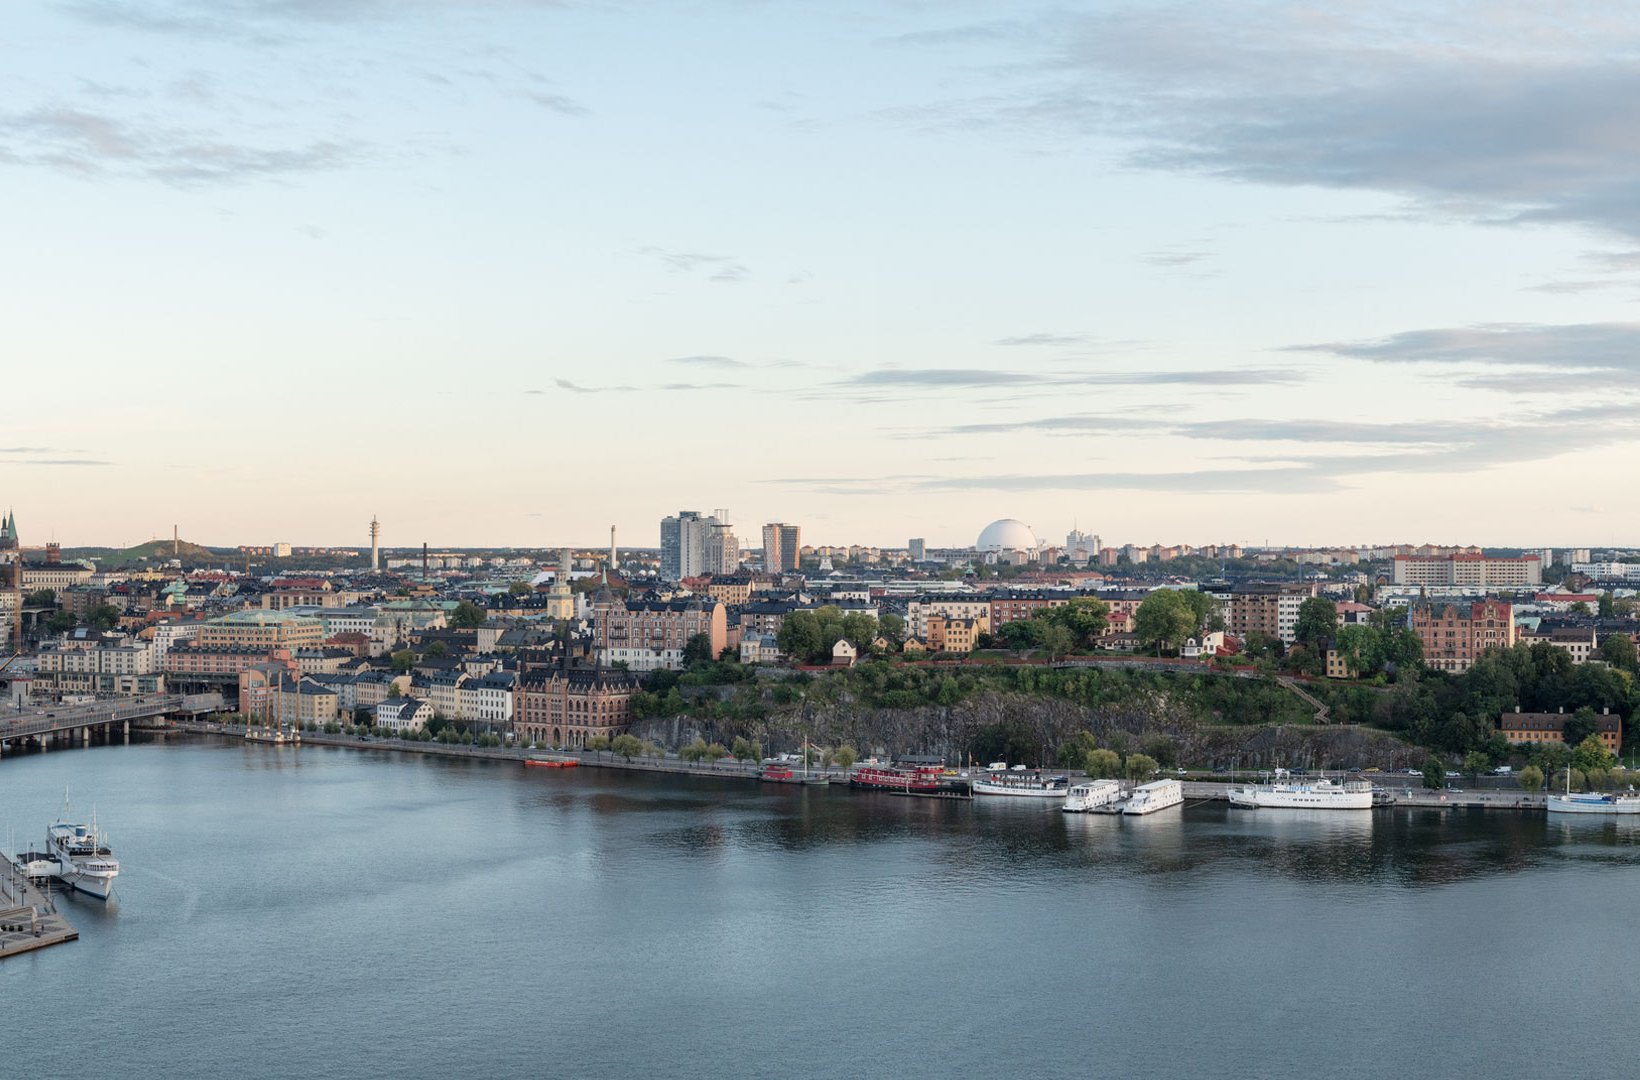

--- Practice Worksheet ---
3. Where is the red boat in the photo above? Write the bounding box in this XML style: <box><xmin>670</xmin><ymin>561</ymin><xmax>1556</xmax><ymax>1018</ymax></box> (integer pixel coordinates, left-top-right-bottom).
<box><xmin>525</xmin><ymin>758</ymin><xmax>578</xmax><ymax>769</ymax></box>
<box><xmin>759</xmin><ymin>764</ymin><xmax>801</xmax><ymax>783</ymax></box>
<box><xmin>849</xmin><ymin>765</ymin><xmax>942</xmax><ymax>793</ymax></box>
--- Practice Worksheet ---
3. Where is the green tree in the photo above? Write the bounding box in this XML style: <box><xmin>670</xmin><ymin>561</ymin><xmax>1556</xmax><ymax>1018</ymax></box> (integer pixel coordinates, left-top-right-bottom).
<box><xmin>1036</xmin><ymin>598</ymin><xmax>1110</xmax><ymax>650</ymax></box>
<box><xmin>46</xmin><ymin>610</ymin><xmax>77</xmax><ymax>634</ymax></box>
<box><xmin>586</xmin><ymin>734</ymin><xmax>610</xmax><ymax>756</ymax></box>
<box><xmin>1085</xmin><ymin>748</ymin><xmax>1121</xmax><ymax>779</ymax></box>
<box><xmin>879</xmin><ymin>613</ymin><xmax>906</xmax><ymax>648</ymax></box>
<box><xmin>387</xmin><ymin>683</ymin><xmax>402</xmax><ymax>699</ymax></box>
<box><xmin>731</xmin><ymin>736</ymin><xmax>761</xmax><ymax>762</ymax></box>
<box><xmin>87</xmin><ymin>604</ymin><xmax>121</xmax><ymax>631</ymax></box>
<box><xmin>424</xmin><ymin>640</ymin><xmax>449</xmax><ymax>658</ymax></box>
<box><xmin>999</xmin><ymin>619</ymin><xmax>1042</xmax><ymax>651</ymax></box>
<box><xmin>680</xmin><ymin>737</ymin><xmax>711</xmax><ymax>763</ymax></box>
<box><xmin>390</xmin><ymin>649</ymin><xmax>416</xmax><ymax>673</ymax></box>
<box><xmin>610</xmin><ymin>733</ymin><xmax>642</xmax><ymax>761</ymax></box>
<box><xmin>777</xmin><ymin>610</ymin><xmax>827</xmax><ymax>665</ymax></box>
<box><xmin>1561</xmin><ymin>708</ymin><xmax>1600</xmax><ymax>749</ymax></box>
<box><xmin>1293</xmin><ymin>597</ymin><xmax>1339</xmax><ymax>652</ymax></box>
<box><xmin>832</xmin><ymin>744</ymin><xmax>858</xmax><ymax>769</ymax></box>
<box><xmin>1517</xmin><ymin>764</ymin><xmax>1544</xmax><ymax>792</ymax></box>
<box><xmin>1598</xmin><ymin>633</ymin><xmax>1637</xmax><ymax>672</ymax></box>
<box><xmin>449</xmin><ymin>600</ymin><xmax>487</xmax><ymax>628</ymax></box>
<box><xmin>1569</xmin><ymin>601</ymin><xmax>1593</xmax><ymax>616</ymax></box>
<box><xmin>1571</xmin><ymin>734</ymin><xmax>1615</xmax><ymax>773</ymax></box>
<box><xmin>508</xmin><ymin>580</ymin><xmax>533</xmax><ymax>596</ymax></box>
<box><xmin>1134</xmin><ymin>590</ymin><xmax>1195</xmax><ymax>655</ymax></box>
<box><xmin>682</xmin><ymin>633</ymin><xmax>715</xmax><ymax>667</ymax></box>
<box><xmin>1422</xmin><ymin>754</ymin><xmax>1446</xmax><ymax>790</ymax></box>
<box><xmin>1599</xmin><ymin>592</ymin><xmax>1616</xmax><ymax>617</ymax></box>
<box><xmin>704</xmin><ymin>742</ymin><xmax>729</xmax><ymax>761</ymax></box>
<box><xmin>1462</xmin><ymin>750</ymin><xmax>1490</xmax><ymax>782</ymax></box>
<box><xmin>1037</xmin><ymin>623</ymin><xmax>1074</xmax><ymax>662</ymax></box>
<box><xmin>1124</xmin><ymin>753</ymin><xmax>1159</xmax><ymax>782</ymax></box>
<box><xmin>23</xmin><ymin>589</ymin><xmax>55</xmax><ymax>606</ymax></box>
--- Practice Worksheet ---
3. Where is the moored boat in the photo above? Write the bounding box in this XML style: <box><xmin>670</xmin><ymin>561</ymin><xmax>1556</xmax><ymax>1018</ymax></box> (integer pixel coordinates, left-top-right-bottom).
<box><xmin>1123</xmin><ymin>779</ymin><xmax>1183</xmax><ymax>815</ymax></box>
<box><xmin>525</xmin><ymin>757</ymin><xmax>578</xmax><ymax>769</ymax></box>
<box><xmin>759</xmin><ymin>763</ymin><xmax>803</xmax><ymax>784</ymax></box>
<box><xmin>1063</xmin><ymin>779</ymin><xmax>1123</xmax><ymax>813</ymax></box>
<box><xmin>1228</xmin><ymin>776</ymin><xmax>1373</xmax><ymax>810</ymax></box>
<box><xmin>1546</xmin><ymin>792</ymin><xmax>1640</xmax><ymax>815</ymax></box>
<box><xmin>849</xmin><ymin>765</ymin><xmax>942</xmax><ymax>793</ymax></box>
<box><xmin>973</xmin><ymin>769</ymin><xmax>1069</xmax><ymax>798</ymax></box>
<box><xmin>45</xmin><ymin>796</ymin><xmax>119</xmax><ymax>900</ymax></box>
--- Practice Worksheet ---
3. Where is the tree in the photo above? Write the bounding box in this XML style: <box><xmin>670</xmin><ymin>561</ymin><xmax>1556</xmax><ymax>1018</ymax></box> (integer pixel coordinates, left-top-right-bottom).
<box><xmin>23</xmin><ymin>589</ymin><xmax>55</xmax><ymax>607</ymax></box>
<box><xmin>46</xmin><ymin>610</ymin><xmax>76</xmax><ymax>635</ymax></box>
<box><xmin>1598</xmin><ymin>633</ymin><xmax>1637</xmax><ymax>672</ymax></box>
<box><xmin>449</xmin><ymin>600</ymin><xmax>487</xmax><ymax>628</ymax></box>
<box><xmin>586</xmin><ymin>735</ymin><xmax>610</xmax><ymax>755</ymax></box>
<box><xmin>879</xmin><ymin>613</ymin><xmax>906</xmax><ymax>648</ymax></box>
<box><xmin>777</xmin><ymin>610</ymin><xmax>827</xmax><ymax>665</ymax></box>
<box><xmin>390</xmin><ymin>649</ymin><xmax>416</xmax><ymax>673</ymax></box>
<box><xmin>1561</xmin><ymin>708</ymin><xmax>1600</xmax><ymax>749</ymax></box>
<box><xmin>1293</xmin><ymin>597</ymin><xmax>1339</xmax><ymax>652</ymax></box>
<box><xmin>610</xmin><ymin>734</ymin><xmax>642</xmax><ymax>761</ymax></box>
<box><xmin>1462</xmin><ymin>750</ymin><xmax>1490</xmax><ymax>781</ymax></box>
<box><xmin>731</xmin><ymin>736</ymin><xmax>760</xmax><ymax>762</ymax></box>
<box><xmin>680</xmin><ymin>738</ymin><xmax>711</xmax><ymax>763</ymax></box>
<box><xmin>1037</xmin><ymin>623</ymin><xmax>1074</xmax><ymax>662</ymax></box>
<box><xmin>1124</xmin><ymin>753</ymin><xmax>1159</xmax><ymax>782</ymax></box>
<box><xmin>508</xmin><ymin>580</ymin><xmax>533</xmax><ymax>596</ymax></box>
<box><xmin>1085</xmin><ymin>748</ymin><xmax>1121</xmax><ymax>779</ymax></box>
<box><xmin>87</xmin><ymin>604</ymin><xmax>121</xmax><ymax>631</ymax></box>
<box><xmin>387</xmin><ymin>684</ymin><xmax>402</xmax><ymax>699</ymax></box>
<box><xmin>1133</xmin><ymin>590</ymin><xmax>1196</xmax><ymax>655</ymax></box>
<box><xmin>1569</xmin><ymin>601</ymin><xmax>1593</xmax><ymax>616</ymax></box>
<box><xmin>1422</xmin><ymin>754</ymin><xmax>1446</xmax><ymax>790</ymax></box>
<box><xmin>704</xmin><ymin>741</ymin><xmax>729</xmax><ymax>760</ymax></box>
<box><xmin>424</xmin><ymin>640</ymin><xmax>449</xmax><ymax>659</ymax></box>
<box><xmin>1036</xmin><ymin>598</ymin><xmax>1110</xmax><ymax>650</ymax></box>
<box><xmin>1517</xmin><ymin>764</ymin><xmax>1544</xmax><ymax>792</ymax></box>
<box><xmin>1599</xmin><ymin>592</ymin><xmax>1616</xmax><ymax>617</ymax></box>
<box><xmin>1571</xmin><ymin>733</ymin><xmax>1615</xmax><ymax>773</ymax></box>
<box><xmin>832</xmin><ymin>744</ymin><xmax>858</xmax><ymax>769</ymax></box>
<box><xmin>682</xmin><ymin>633</ymin><xmax>715</xmax><ymax>667</ymax></box>
<box><xmin>999</xmin><ymin>619</ymin><xmax>1042</xmax><ymax>651</ymax></box>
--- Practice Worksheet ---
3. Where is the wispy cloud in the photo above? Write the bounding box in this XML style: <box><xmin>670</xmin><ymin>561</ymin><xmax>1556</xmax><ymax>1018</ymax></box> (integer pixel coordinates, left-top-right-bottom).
<box><xmin>0</xmin><ymin>106</ymin><xmax>361</xmax><ymax>183</ymax></box>
<box><xmin>639</xmin><ymin>247</ymin><xmax>750</xmax><ymax>283</ymax></box>
<box><xmin>1290</xmin><ymin>323</ymin><xmax>1640</xmax><ymax>387</ymax></box>
<box><xmin>554</xmin><ymin>378</ymin><xmax>635</xmax><ymax>394</ymax></box>
<box><xmin>993</xmin><ymin>332</ymin><xmax>1089</xmax><ymax>347</ymax></box>
<box><xmin>523</xmin><ymin>91</ymin><xmax>588</xmax><ymax>117</ymax></box>
<box><xmin>667</xmin><ymin>355</ymin><xmax>747</xmax><ymax>369</ymax></box>
<box><xmin>841</xmin><ymin>367</ymin><xmax>1304</xmax><ymax>390</ymax></box>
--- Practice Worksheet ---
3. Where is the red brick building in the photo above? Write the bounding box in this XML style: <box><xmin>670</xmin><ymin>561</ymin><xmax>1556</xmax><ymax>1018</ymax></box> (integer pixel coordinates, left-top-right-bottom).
<box><xmin>1409</xmin><ymin>599</ymin><xmax>1515</xmax><ymax>673</ymax></box>
<box><xmin>515</xmin><ymin>665</ymin><xmax>639</xmax><ymax>749</ymax></box>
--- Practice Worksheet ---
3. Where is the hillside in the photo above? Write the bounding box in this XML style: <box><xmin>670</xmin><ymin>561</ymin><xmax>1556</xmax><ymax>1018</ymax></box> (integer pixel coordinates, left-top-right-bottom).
<box><xmin>91</xmin><ymin>538</ymin><xmax>222</xmax><ymax>568</ymax></box>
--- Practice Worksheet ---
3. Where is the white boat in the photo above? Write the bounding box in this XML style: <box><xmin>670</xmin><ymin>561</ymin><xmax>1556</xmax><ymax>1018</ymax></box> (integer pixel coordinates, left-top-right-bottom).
<box><xmin>973</xmin><ymin>769</ymin><xmax>1070</xmax><ymax>798</ymax></box>
<box><xmin>46</xmin><ymin>794</ymin><xmax>120</xmax><ymax>900</ymax></box>
<box><xmin>1123</xmin><ymin>779</ymin><xmax>1183</xmax><ymax>815</ymax></box>
<box><xmin>1546</xmin><ymin>792</ymin><xmax>1640</xmax><ymax>815</ymax></box>
<box><xmin>1228</xmin><ymin>775</ymin><xmax>1373</xmax><ymax>810</ymax></box>
<box><xmin>1063</xmin><ymin>779</ymin><xmax>1124</xmax><ymax>813</ymax></box>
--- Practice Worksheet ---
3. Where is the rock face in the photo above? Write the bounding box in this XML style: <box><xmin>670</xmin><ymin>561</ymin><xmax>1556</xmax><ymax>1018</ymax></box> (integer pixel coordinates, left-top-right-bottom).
<box><xmin>630</xmin><ymin>689</ymin><xmax>1425</xmax><ymax>771</ymax></box>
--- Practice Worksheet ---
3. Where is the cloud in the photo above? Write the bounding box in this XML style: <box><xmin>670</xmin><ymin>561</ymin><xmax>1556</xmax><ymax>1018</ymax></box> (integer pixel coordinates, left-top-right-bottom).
<box><xmin>667</xmin><ymin>355</ymin><xmax>747</xmax><ymax>369</ymax></box>
<box><xmin>840</xmin><ymin>367</ymin><xmax>1304</xmax><ymax>390</ymax></box>
<box><xmin>1290</xmin><ymin>322</ymin><xmax>1640</xmax><ymax>380</ymax></box>
<box><xmin>1141</xmin><ymin>249</ymin><xmax>1212</xmax><ymax>268</ymax></box>
<box><xmin>903</xmin><ymin>4</ymin><xmax>1640</xmax><ymax>240</ymax></box>
<box><xmin>7</xmin><ymin>458</ymin><xmax>113</xmax><ymax>467</ymax></box>
<box><xmin>553</xmin><ymin>378</ymin><xmax>635</xmax><ymax>394</ymax></box>
<box><xmin>0</xmin><ymin>106</ymin><xmax>361</xmax><ymax>183</ymax></box>
<box><xmin>523</xmin><ymin>91</ymin><xmax>588</xmax><ymax>117</ymax></box>
<box><xmin>993</xmin><ymin>332</ymin><xmax>1090</xmax><ymax>347</ymax></box>
<box><xmin>639</xmin><ymin>247</ymin><xmax>750</xmax><ymax>283</ymax></box>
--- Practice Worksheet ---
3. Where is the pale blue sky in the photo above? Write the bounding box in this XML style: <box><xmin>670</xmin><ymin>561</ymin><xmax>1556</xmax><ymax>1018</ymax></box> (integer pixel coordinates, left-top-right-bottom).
<box><xmin>6</xmin><ymin>1</ymin><xmax>1640</xmax><ymax>551</ymax></box>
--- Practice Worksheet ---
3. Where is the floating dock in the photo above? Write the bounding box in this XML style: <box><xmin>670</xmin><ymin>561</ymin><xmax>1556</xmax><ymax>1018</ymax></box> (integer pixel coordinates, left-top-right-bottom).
<box><xmin>0</xmin><ymin>854</ymin><xmax>78</xmax><ymax>959</ymax></box>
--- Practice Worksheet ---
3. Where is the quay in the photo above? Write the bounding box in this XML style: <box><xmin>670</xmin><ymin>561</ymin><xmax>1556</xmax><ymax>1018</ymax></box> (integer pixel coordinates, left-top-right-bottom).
<box><xmin>0</xmin><ymin>853</ymin><xmax>78</xmax><ymax>959</ymax></box>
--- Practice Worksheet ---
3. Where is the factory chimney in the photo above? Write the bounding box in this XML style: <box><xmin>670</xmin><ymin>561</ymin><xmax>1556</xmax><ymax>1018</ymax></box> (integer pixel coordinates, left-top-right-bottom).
<box><xmin>609</xmin><ymin>525</ymin><xmax>618</xmax><ymax>571</ymax></box>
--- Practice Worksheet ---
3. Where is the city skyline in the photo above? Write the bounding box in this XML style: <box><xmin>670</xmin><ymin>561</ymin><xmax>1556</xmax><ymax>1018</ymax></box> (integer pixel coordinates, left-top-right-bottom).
<box><xmin>8</xmin><ymin>2</ymin><xmax>1640</xmax><ymax>547</ymax></box>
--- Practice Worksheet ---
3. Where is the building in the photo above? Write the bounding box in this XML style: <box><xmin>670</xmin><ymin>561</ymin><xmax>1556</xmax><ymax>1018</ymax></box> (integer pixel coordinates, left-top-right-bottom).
<box><xmin>197</xmin><ymin>610</ymin><xmax>326</xmax><ymax>650</ymax></box>
<box><xmin>375</xmin><ymin>696</ymin><xmax>433</xmax><ymax>734</ymax></box>
<box><xmin>1392</xmin><ymin>553</ymin><xmax>1541</xmax><ymax>587</ymax></box>
<box><xmin>1409</xmin><ymin>599</ymin><xmax>1516</xmax><ymax>673</ymax></box>
<box><xmin>761</xmin><ymin>523</ymin><xmax>802</xmax><ymax>574</ymax></box>
<box><xmin>908</xmin><ymin>538</ymin><xmax>927</xmax><ymax>562</ymax></box>
<box><xmin>661</xmin><ymin>510</ymin><xmax>735</xmax><ymax>581</ymax></box>
<box><xmin>925</xmin><ymin>615</ymin><xmax>979</xmax><ymax>654</ymax></box>
<box><xmin>1227</xmin><ymin>583</ymin><xmax>1316</xmax><ymax>645</ymax></box>
<box><xmin>1324</xmin><ymin>648</ymin><xmax>1357</xmax><ymax>679</ymax></box>
<box><xmin>593</xmin><ymin>593</ymin><xmax>727</xmax><ymax>671</ymax></box>
<box><xmin>166</xmin><ymin>644</ymin><xmax>293</xmax><ymax>686</ymax></box>
<box><xmin>1517</xmin><ymin>624</ymin><xmax>1599</xmax><ymax>664</ymax></box>
<box><xmin>905</xmin><ymin>595</ymin><xmax>991</xmax><ymax>641</ymax></box>
<box><xmin>277</xmin><ymin>678</ymin><xmax>339</xmax><ymax>727</ymax></box>
<box><xmin>460</xmin><ymin>671</ymin><xmax>517</xmax><ymax>729</ymax></box>
<box><xmin>1498</xmin><ymin>706</ymin><xmax>1622</xmax><ymax>756</ymax></box>
<box><xmin>515</xmin><ymin>664</ymin><xmax>639</xmax><ymax>749</ymax></box>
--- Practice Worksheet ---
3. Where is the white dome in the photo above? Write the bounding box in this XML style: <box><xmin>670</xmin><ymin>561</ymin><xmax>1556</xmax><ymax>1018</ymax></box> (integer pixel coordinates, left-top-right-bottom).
<box><xmin>976</xmin><ymin>519</ymin><xmax>1039</xmax><ymax>551</ymax></box>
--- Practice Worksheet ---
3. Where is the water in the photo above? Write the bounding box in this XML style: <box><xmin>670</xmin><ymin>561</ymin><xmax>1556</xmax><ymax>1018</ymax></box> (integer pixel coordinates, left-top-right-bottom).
<box><xmin>3</xmin><ymin>739</ymin><xmax>1638</xmax><ymax>1079</ymax></box>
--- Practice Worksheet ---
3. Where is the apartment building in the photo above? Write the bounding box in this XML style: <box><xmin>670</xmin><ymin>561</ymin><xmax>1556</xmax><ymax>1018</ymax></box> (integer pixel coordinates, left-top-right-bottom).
<box><xmin>1409</xmin><ymin>599</ymin><xmax>1516</xmax><ymax>673</ymax></box>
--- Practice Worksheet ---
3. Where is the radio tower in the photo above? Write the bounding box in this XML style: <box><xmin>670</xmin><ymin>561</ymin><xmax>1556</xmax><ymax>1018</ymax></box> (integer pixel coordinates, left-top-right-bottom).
<box><xmin>369</xmin><ymin>516</ymin><xmax>381</xmax><ymax>571</ymax></box>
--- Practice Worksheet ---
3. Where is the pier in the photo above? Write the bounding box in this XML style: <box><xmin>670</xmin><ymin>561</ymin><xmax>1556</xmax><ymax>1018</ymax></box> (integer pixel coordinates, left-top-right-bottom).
<box><xmin>0</xmin><ymin>853</ymin><xmax>78</xmax><ymax>959</ymax></box>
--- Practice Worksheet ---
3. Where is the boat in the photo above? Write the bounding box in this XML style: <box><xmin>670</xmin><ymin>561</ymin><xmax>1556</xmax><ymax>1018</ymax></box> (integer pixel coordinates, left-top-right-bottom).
<box><xmin>973</xmin><ymin>768</ymin><xmax>1070</xmax><ymax>798</ymax></box>
<box><xmin>45</xmin><ymin>794</ymin><xmax>119</xmax><ymax>900</ymax></box>
<box><xmin>850</xmin><ymin>765</ymin><xmax>942</xmax><ymax>793</ymax></box>
<box><xmin>524</xmin><ymin>757</ymin><xmax>578</xmax><ymax>769</ymax></box>
<box><xmin>1228</xmin><ymin>772</ymin><xmax>1373</xmax><ymax>810</ymax></box>
<box><xmin>1546</xmin><ymin>791</ymin><xmax>1640</xmax><ymax>814</ymax></box>
<box><xmin>1063</xmin><ymin>778</ymin><xmax>1123</xmax><ymax>813</ymax></box>
<box><xmin>759</xmin><ymin>763</ymin><xmax>803</xmax><ymax>784</ymax></box>
<box><xmin>1123</xmin><ymin>779</ymin><xmax>1183</xmax><ymax>815</ymax></box>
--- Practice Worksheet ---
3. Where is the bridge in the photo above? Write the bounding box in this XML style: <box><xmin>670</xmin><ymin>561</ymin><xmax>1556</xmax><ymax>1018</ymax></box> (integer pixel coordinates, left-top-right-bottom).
<box><xmin>0</xmin><ymin>693</ymin><xmax>224</xmax><ymax>757</ymax></box>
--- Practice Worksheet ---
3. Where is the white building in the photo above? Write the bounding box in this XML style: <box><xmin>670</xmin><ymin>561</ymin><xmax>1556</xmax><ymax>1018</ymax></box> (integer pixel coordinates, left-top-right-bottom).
<box><xmin>375</xmin><ymin>697</ymin><xmax>433</xmax><ymax>734</ymax></box>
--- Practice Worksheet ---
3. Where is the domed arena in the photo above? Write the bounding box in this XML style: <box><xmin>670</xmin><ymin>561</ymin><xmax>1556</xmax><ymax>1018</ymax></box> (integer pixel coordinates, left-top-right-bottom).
<box><xmin>976</xmin><ymin>518</ymin><xmax>1039</xmax><ymax>551</ymax></box>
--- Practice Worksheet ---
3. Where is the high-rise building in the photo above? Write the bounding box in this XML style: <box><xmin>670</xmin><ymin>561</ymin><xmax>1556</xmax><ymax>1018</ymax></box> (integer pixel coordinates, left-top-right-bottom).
<box><xmin>762</xmin><ymin>523</ymin><xmax>802</xmax><ymax>573</ymax></box>
<box><xmin>660</xmin><ymin>510</ymin><xmax>736</xmax><ymax>580</ymax></box>
<box><xmin>908</xmin><ymin>537</ymin><xmax>926</xmax><ymax>562</ymax></box>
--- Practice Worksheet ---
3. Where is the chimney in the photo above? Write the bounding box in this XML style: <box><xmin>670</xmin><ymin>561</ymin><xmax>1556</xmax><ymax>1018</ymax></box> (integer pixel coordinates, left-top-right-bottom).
<box><xmin>174</xmin><ymin>524</ymin><xmax>180</xmax><ymax>558</ymax></box>
<box><xmin>45</xmin><ymin>542</ymin><xmax>60</xmax><ymax>565</ymax></box>
<box><xmin>423</xmin><ymin>542</ymin><xmax>429</xmax><ymax>579</ymax></box>
<box><xmin>609</xmin><ymin>525</ymin><xmax>618</xmax><ymax>571</ymax></box>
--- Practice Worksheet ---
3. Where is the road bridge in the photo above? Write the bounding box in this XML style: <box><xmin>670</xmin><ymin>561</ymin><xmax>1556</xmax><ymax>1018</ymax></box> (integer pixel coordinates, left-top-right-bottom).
<box><xmin>0</xmin><ymin>693</ymin><xmax>224</xmax><ymax>757</ymax></box>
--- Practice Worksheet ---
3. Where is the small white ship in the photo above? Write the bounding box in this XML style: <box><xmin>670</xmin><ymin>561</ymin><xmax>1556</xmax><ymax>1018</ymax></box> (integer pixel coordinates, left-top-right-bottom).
<box><xmin>1546</xmin><ymin>792</ymin><xmax>1640</xmax><ymax>815</ymax></box>
<box><xmin>44</xmin><ymin>792</ymin><xmax>120</xmax><ymax>900</ymax></box>
<box><xmin>972</xmin><ymin>768</ymin><xmax>1070</xmax><ymax>799</ymax></box>
<box><xmin>1228</xmin><ymin>772</ymin><xmax>1373</xmax><ymax>810</ymax></box>
<box><xmin>1063</xmin><ymin>779</ymin><xmax>1124</xmax><ymax>813</ymax></box>
<box><xmin>1123</xmin><ymin>779</ymin><xmax>1183</xmax><ymax>815</ymax></box>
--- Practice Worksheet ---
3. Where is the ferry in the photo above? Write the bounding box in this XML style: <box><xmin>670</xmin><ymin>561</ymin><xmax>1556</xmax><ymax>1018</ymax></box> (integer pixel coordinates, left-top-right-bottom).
<box><xmin>1228</xmin><ymin>774</ymin><xmax>1373</xmax><ymax>810</ymax></box>
<box><xmin>850</xmin><ymin>765</ymin><xmax>942</xmax><ymax>794</ymax></box>
<box><xmin>45</xmin><ymin>800</ymin><xmax>119</xmax><ymax>900</ymax></box>
<box><xmin>972</xmin><ymin>769</ymin><xmax>1069</xmax><ymax>799</ymax></box>
<box><xmin>1123</xmin><ymin>778</ymin><xmax>1183</xmax><ymax>815</ymax></box>
<box><xmin>1063</xmin><ymin>779</ymin><xmax>1123</xmax><ymax>813</ymax></box>
<box><xmin>1546</xmin><ymin>791</ymin><xmax>1640</xmax><ymax>815</ymax></box>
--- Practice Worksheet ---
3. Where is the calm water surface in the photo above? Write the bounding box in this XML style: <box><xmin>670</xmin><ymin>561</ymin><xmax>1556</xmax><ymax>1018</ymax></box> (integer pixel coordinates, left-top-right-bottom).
<box><xmin>3</xmin><ymin>738</ymin><xmax>1637</xmax><ymax>1079</ymax></box>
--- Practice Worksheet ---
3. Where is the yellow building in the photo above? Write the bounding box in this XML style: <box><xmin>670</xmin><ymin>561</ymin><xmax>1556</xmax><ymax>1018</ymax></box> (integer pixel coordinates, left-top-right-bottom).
<box><xmin>198</xmin><ymin>610</ymin><xmax>326</xmax><ymax>650</ymax></box>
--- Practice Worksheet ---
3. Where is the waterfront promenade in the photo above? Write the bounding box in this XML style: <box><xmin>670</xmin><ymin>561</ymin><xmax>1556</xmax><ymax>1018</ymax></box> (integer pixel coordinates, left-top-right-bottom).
<box><xmin>0</xmin><ymin>853</ymin><xmax>78</xmax><ymax>959</ymax></box>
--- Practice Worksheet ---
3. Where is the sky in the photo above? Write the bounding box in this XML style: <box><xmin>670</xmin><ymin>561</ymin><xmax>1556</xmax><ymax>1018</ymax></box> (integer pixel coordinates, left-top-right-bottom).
<box><xmin>6</xmin><ymin>1</ymin><xmax>1640</xmax><ymax>551</ymax></box>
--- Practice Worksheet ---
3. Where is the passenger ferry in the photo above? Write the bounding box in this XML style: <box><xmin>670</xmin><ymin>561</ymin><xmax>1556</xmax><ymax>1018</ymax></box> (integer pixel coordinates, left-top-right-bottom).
<box><xmin>1062</xmin><ymin>779</ymin><xmax>1123</xmax><ymax>813</ymax></box>
<box><xmin>1228</xmin><ymin>774</ymin><xmax>1373</xmax><ymax>810</ymax></box>
<box><xmin>45</xmin><ymin>797</ymin><xmax>120</xmax><ymax>900</ymax></box>
<box><xmin>850</xmin><ymin>765</ymin><xmax>942</xmax><ymax>793</ymax></box>
<box><xmin>973</xmin><ymin>768</ymin><xmax>1070</xmax><ymax>799</ymax></box>
<box><xmin>1123</xmin><ymin>778</ymin><xmax>1183</xmax><ymax>815</ymax></box>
